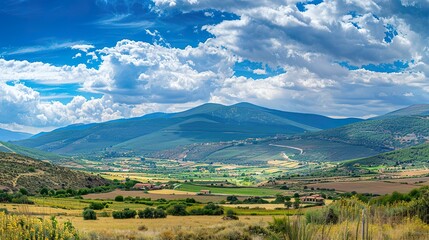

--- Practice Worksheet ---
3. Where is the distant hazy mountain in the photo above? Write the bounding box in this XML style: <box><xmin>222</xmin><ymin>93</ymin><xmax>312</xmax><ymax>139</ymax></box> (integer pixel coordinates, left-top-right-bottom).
<box><xmin>0</xmin><ymin>128</ymin><xmax>32</xmax><ymax>141</ymax></box>
<box><xmin>14</xmin><ymin>102</ymin><xmax>361</xmax><ymax>155</ymax></box>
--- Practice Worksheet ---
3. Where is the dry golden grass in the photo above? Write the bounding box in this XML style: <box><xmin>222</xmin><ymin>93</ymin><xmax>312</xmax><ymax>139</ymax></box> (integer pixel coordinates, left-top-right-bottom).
<box><xmin>56</xmin><ymin>215</ymin><xmax>274</xmax><ymax>239</ymax></box>
<box><xmin>394</xmin><ymin>169</ymin><xmax>429</xmax><ymax>177</ymax></box>
<box><xmin>267</xmin><ymin>160</ymin><xmax>300</xmax><ymax>168</ymax></box>
<box><xmin>0</xmin><ymin>203</ymin><xmax>82</xmax><ymax>216</ymax></box>
<box><xmin>147</xmin><ymin>189</ymin><xmax>197</xmax><ymax>195</ymax></box>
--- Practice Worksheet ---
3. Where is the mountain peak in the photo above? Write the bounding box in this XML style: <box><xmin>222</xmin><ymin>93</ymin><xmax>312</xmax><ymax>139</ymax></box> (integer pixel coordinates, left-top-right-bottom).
<box><xmin>231</xmin><ymin>102</ymin><xmax>263</xmax><ymax>109</ymax></box>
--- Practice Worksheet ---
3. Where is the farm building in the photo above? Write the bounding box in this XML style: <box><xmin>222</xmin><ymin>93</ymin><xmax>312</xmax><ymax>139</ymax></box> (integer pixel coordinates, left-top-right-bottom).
<box><xmin>300</xmin><ymin>194</ymin><xmax>325</xmax><ymax>204</ymax></box>
<box><xmin>199</xmin><ymin>190</ymin><xmax>211</xmax><ymax>195</ymax></box>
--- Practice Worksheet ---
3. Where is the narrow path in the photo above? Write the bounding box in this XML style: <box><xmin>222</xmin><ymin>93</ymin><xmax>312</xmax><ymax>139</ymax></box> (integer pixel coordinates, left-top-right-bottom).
<box><xmin>12</xmin><ymin>170</ymin><xmax>44</xmax><ymax>188</ymax></box>
<box><xmin>0</xmin><ymin>142</ymin><xmax>16</xmax><ymax>153</ymax></box>
<box><xmin>269</xmin><ymin>144</ymin><xmax>304</xmax><ymax>155</ymax></box>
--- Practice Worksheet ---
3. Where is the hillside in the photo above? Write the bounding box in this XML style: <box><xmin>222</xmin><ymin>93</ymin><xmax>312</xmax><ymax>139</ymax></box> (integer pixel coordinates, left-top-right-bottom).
<box><xmin>301</xmin><ymin>116</ymin><xmax>429</xmax><ymax>151</ymax></box>
<box><xmin>375</xmin><ymin>104</ymin><xmax>429</xmax><ymax>119</ymax></box>
<box><xmin>14</xmin><ymin>103</ymin><xmax>361</xmax><ymax>156</ymax></box>
<box><xmin>0</xmin><ymin>152</ymin><xmax>109</xmax><ymax>193</ymax></box>
<box><xmin>0</xmin><ymin>141</ymin><xmax>69</xmax><ymax>162</ymax></box>
<box><xmin>343</xmin><ymin>143</ymin><xmax>429</xmax><ymax>168</ymax></box>
<box><xmin>0</xmin><ymin>128</ymin><xmax>32</xmax><ymax>141</ymax></box>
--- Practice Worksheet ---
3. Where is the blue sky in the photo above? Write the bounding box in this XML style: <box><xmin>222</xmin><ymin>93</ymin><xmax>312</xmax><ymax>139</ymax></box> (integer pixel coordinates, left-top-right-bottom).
<box><xmin>0</xmin><ymin>0</ymin><xmax>428</xmax><ymax>133</ymax></box>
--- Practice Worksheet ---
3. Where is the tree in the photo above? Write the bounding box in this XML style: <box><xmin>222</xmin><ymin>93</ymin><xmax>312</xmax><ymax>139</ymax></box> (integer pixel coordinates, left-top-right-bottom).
<box><xmin>227</xmin><ymin>195</ymin><xmax>239</xmax><ymax>203</ymax></box>
<box><xmin>293</xmin><ymin>198</ymin><xmax>300</xmax><ymax>209</ymax></box>
<box><xmin>83</xmin><ymin>209</ymin><xmax>97</xmax><ymax>220</ymax></box>
<box><xmin>273</xmin><ymin>194</ymin><xmax>285</xmax><ymax>204</ymax></box>
<box><xmin>40</xmin><ymin>188</ymin><xmax>49</xmax><ymax>196</ymax></box>
<box><xmin>19</xmin><ymin>188</ymin><xmax>28</xmax><ymax>196</ymax></box>
<box><xmin>115</xmin><ymin>195</ymin><xmax>124</xmax><ymax>202</ymax></box>
<box><xmin>285</xmin><ymin>200</ymin><xmax>292</xmax><ymax>209</ymax></box>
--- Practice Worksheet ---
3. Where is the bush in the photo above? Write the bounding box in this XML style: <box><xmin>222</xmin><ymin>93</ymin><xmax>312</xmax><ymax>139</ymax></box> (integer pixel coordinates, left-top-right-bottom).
<box><xmin>88</xmin><ymin>202</ymin><xmax>107</xmax><ymax>210</ymax></box>
<box><xmin>138</xmin><ymin>208</ymin><xmax>167</xmax><ymax>219</ymax></box>
<box><xmin>154</xmin><ymin>208</ymin><xmax>167</xmax><ymax>218</ymax></box>
<box><xmin>112</xmin><ymin>208</ymin><xmax>137</xmax><ymax>219</ymax></box>
<box><xmin>185</xmin><ymin>198</ymin><xmax>196</xmax><ymax>203</ymax></box>
<box><xmin>138</xmin><ymin>225</ymin><xmax>148</xmax><ymax>231</ymax></box>
<box><xmin>167</xmin><ymin>204</ymin><xmax>188</xmax><ymax>216</ymax></box>
<box><xmin>190</xmin><ymin>203</ymin><xmax>224</xmax><ymax>215</ymax></box>
<box><xmin>139</xmin><ymin>208</ymin><xmax>154</xmax><ymax>218</ymax></box>
<box><xmin>0</xmin><ymin>208</ymin><xmax>8</xmax><ymax>214</ymax></box>
<box><xmin>227</xmin><ymin>195</ymin><xmax>239</xmax><ymax>203</ymax></box>
<box><xmin>243</xmin><ymin>197</ymin><xmax>268</xmax><ymax>204</ymax></box>
<box><xmin>83</xmin><ymin>209</ymin><xmax>97</xmax><ymax>220</ymax></box>
<box><xmin>224</xmin><ymin>209</ymin><xmax>239</xmax><ymax>220</ymax></box>
<box><xmin>115</xmin><ymin>195</ymin><xmax>124</xmax><ymax>202</ymax></box>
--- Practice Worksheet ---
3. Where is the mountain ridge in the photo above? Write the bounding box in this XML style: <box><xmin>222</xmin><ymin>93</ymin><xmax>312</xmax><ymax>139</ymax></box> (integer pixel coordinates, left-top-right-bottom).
<box><xmin>14</xmin><ymin>102</ymin><xmax>362</xmax><ymax>156</ymax></box>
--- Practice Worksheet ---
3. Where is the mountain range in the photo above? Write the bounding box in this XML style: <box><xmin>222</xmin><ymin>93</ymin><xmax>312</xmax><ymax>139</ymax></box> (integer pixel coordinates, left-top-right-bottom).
<box><xmin>14</xmin><ymin>102</ymin><xmax>361</xmax><ymax>156</ymax></box>
<box><xmin>7</xmin><ymin>103</ymin><xmax>429</xmax><ymax>165</ymax></box>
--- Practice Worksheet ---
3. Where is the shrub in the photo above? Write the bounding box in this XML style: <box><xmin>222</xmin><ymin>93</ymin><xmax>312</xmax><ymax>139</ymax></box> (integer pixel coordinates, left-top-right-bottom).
<box><xmin>138</xmin><ymin>208</ymin><xmax>155</xmax><ymax>218</ymax></box>
<box><xmin>0</xmin><ymin>208</ymin><xmax>8</xmax><ymax>214</ymax></box>
<box><xmin>224</xmin><ymin>209</ymin><xmax>239</xmax><ymax>220</ymax></box>
<box><xmin>167</xmin><ymin>204</ymin><xmax>188</xmax><ymax>216</ymax></box>
<box><xmin>243</xmin><ymin>197</ymin><xmax>268</xmax><ymax>204</ymax></box>
<box><xmin>185</xmin><ymin>198</ymin><xmax>196</xmax><ymax>203</ymax></box>
<box><xmin>83</xmin><ymin>209</ymin><xmax>97</xmax><ymax>220</ymax></box>
<box><xmin>190</xmin><ymin>203</ymin><xmax>224</xmax><ymax>216</ymax></box>
<box><xmin>115</xmin><ymin>195</ymin><xmax>124</xmax><ymax>202</ymax></box>
<box><xmin>19</xmin><ymin>188</ymin><xmax>28</xmax><ymax>195</ymax></box>
<box><xmin>112</xmin><ymin>208</ymin><xmax>137</xmax><ymax>219</ymax></box>
<box><xmin>227</xmin><ymin>195</ymin><xmax>239</xmax><ymax>203</ymax></box>
<box><xmin>154</xmin><ymin>208</ymin><xmax>167</xmax><ymax>218</ymax></box>
<box><xmin>138</xmin><ymin>208</ymin><xmax>167</xmax><ymax>219</ymax></box>
<box><xmin>88</xmin><ymin>202</ymin><xmax>107</xmax><ymax>210</ymax></box>
<box><xmin>138</xmin><ymin>225</ymin><xmax>148</xmax><ymax>231</ymax></box>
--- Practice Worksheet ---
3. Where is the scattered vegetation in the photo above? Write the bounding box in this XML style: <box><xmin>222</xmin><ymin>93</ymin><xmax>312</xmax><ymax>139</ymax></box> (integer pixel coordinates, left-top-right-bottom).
<box><xmin>0</xmin><ymin>212</ymin><xmax>79</xmax><ymax>239</ymax></box>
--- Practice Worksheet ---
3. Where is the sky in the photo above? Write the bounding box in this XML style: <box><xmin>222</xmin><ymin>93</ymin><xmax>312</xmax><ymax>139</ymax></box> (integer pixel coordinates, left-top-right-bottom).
<box><xmin>1</xmin><ymin>0</ymin><xmax>429</xmax><ymax>133</ymax></box>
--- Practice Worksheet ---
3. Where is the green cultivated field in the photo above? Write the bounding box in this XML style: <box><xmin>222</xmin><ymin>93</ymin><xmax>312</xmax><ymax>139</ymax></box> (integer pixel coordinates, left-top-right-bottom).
<box><xmin>176</xmin><ymin>183</ymin><xmax>284</xmax><ymax>196</ymax></box>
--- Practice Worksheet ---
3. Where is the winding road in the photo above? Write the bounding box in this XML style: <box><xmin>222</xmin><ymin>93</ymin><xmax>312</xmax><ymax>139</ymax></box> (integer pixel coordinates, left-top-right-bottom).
<box><xmin>269</xmin><ymin>144</ymin><xmax>304</xmax><ymax>155</ymax></box>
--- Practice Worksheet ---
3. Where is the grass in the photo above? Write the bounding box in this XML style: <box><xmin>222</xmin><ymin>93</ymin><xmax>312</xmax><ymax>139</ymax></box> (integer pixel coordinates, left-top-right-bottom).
<box><xmin>176</xmin><ymin>183</ymin><xmax>284</xmax><ymax>196</ymax></box>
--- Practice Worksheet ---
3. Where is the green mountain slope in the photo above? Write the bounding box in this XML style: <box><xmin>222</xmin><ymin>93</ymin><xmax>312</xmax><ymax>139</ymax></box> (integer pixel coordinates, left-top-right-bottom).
<box><xmin>15</xmin><ymin>103</ymin><xmax>361</xmax><ymax>156</ymax></box>
<box><xmin>0</xmin><ymin>141</ymin><xmax>69</xmax><ymax>162</ymax></box>
<box><xmin>375</xmin><ymin>104</ymin><xmax>429</xmax><ymax>119</ymax></box>
<box><xmin>339</xmin><ymin>143</ymin><xmax>429</xmax><ymax>174</ymax></box>
<box><xmin>0</xmin><ymin>152</ymin><xmax>109</xmax><ymax>193</ymax></box>
<box><xmin>302</xmin><ymin>116</ymin><xmax>429</xmax><ymax>151</ymax></box>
